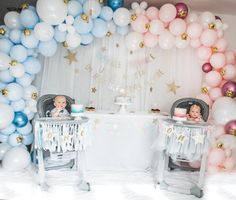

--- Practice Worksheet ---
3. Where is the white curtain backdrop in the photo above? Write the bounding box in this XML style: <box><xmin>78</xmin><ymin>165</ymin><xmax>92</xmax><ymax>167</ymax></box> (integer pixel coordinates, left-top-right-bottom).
<box><xmin>35</xmin><ymin>34</ymin><xmax>202</xmax><ymax>113</ymax></box>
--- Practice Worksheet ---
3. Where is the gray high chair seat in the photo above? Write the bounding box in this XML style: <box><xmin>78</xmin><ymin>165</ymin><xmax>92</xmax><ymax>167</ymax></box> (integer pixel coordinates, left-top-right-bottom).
<box><xmin>156</xmin><ymin>97</ymin><xmax>211</xmax><ymax>198</ymax></box>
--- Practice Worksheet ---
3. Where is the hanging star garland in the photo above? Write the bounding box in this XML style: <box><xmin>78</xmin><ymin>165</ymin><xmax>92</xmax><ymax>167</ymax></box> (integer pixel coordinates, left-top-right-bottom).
<box><xmin>64</xmin><ymin>51</ymin><xmax>78</xmax><ymax>65</ymax></box>
<box><xmin>155</xmin><ymin>69</ymin><xmax>164</xmax><ymax>79</ymax></box>
<box><xmin>167</xmin><ymin>81</ymin><xmax>180</xmax><ymax>95</ymax></box>
<box><xmin>91</xmin><ymin>87</ymin><xmax>97</xmax><ymax>93</ymax></box>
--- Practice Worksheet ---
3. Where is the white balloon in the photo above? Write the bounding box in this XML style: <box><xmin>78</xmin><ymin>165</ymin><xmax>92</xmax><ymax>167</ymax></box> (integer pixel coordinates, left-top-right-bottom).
<box><xmin>0</xmin><ymin>103</ymin><xmax>14</xmax><ymax>129</ymax></box>
<box><xmin>131</xmin><ymin>2</ymin><xmax>139</xmax><ymax>10</ymax></box>
<box><xmin>34</xmin><ymin>22</ymin><xmax>54</xmax><ymax>41</ymax></box>
<box><xmin>140</xmin><ymin>1</ymin><xmax>148</xmax><ymax>10</ymax></box>
<box><xmin>36</xmin><ymin>0</ymin><xmax>67</xmax><ymax>25</ymax></box>
<box><xmin>125</xmin><ymin>32</ymin><xmax>143</xmax><ymax>51</ymax></box>
<box><xmin>58</xmin><ymin>23</ymin><xmax>67</xmax><ymax>32</ymax></box>
<box><xmin>175</xmin><ymin>36</ymin><xmax>189</xmax><ymax>49</ymax></box>
<box><xmin>186</xmin><ymin>12</ymin><xmax>198</xmax><ymax>23</ymax></box>
<box><xmin>113</xmin><ymin>8</ymin><xmax>131</xmax><ymax>27</ymax></box>
<box><xmin>159</xmin><ymin>30</ymin><xmax>175</xmax><ymax>50</ymax></box>
<box><xmin>0</xmin><ymin>143</ymin><xmax>11</xmax><ymax>160</ymax></box>
<box><xmin>200</xmin><ymin>11</ymin><xmax>215</xmax><ymax>25</ymax></box>
<box><xmin>24</xmin><ymin>85</ymin><xmax>38</xmax><ymax>100</ymax></box>
<box><xmin>83</xmin><ymin>0</ymin><xmax>101</xmax><ymax>19</ymax></box>
<box><xmin>67</xmin><ymin>25</ymin><xmax>76</xmax><ymax>34</ymax></box>
<box><xmin>149</xmin><ymin>19</ymin><xmax>164</xmax><ymax>35</ymax></box>
<box><xmin>65</xmin><ymin>15</ymin><xmax>74</xmax><ymax>25</ymax></box>
<box><xmin>66</xmin><ymin>33</ymin><xmax>81</xmax><ymax>49</ymax></box>
<box><xmin>26</xmin><ymin>99</ymin><xmax>37</xmax><ymax>113</ymax></box>
<box><xmin>2</xmin><ymin>147</ymin><xmax>31</xmax><ymax>171</ymax></box>
<box><xmin>9</xmin><ymin>63</ymin><xmax>25</xmax><ymax>78</ymax></box>
<box><xmin>212</xmin><ymin>97</ymin><xmax>236</xmax><ymax>125</ymax></box>
<box><xmin>0</xmin><ymin>52</ymin><xmax>11</xmax><ymax>71</ymax></box>
<box><xmin>4</xmin><ymin>11</ymin><xmax>22</xmax><ymax>29</ymax></box>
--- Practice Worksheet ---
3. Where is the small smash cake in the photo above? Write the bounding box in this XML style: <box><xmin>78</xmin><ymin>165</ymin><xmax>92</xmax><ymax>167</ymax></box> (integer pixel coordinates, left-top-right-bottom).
<box><xmin>71</xmin><ymin>104</ymin><xmax>84</xmax><ymax>117</ymax></box>
<box><xmin>172</xmin><ymin>107</ymin><xmax>187</xmax><ymax>121</ymax></box>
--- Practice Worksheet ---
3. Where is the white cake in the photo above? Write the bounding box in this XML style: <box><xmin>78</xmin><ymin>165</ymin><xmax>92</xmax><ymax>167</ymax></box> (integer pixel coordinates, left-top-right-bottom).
<box><xmin>71</xmin><ymin>104</ymin><xmax>84</xmax><ymax>117</ymax></box>
<box><xmin>114</xmin><ymin>96</ymin><xmax>132</xmax><ymax>105</ymax></box>
<box><xmin>173</xmin><ymin>108</ymin><xmax>187</xmax><ymax>121</ymax></box>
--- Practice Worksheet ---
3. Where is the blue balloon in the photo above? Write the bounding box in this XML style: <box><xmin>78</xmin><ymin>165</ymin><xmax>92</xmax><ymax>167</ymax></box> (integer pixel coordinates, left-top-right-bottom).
<box><xmin>54</xmin><ymin>26</ymin><xmax>66</xmax><ymax>43</ymax></box>
<box><xmin>23</xmin><ymin>57</ymin><xmax>41</xmax><ymax>75</ymax></box>
<box><xmin>10</xmin><ymin>44</ymin><xmax>28</xmax><ymax>62</ymax></box>
<box><xmin>20</xmin><ymin>9</ymin><xmax>39</xmax><ymax>29</ymax></box>
<box><xmin>68</xmin><ymin>0</ymin><xmax>83</xmax><ymax>17</ymax></box>
<box><xmin>0</xmin><ymin>82</ymin><xmax>6</xmax><ymax>90</ymax></box>
<box><xmin>9</xmin><ymin>29</ymin><xmax>22</xmax><ymax>44</ymax></box>
<box><xmin>99</xmin><ymin>6</ymin><xmax>113</xmax><ymax>21</ymax></box>
<box><xmin>0</xmin><ymin>38</ymin><xmax>14</xmax><ymax>54</ymax></box>
<box><xmin>74</xmin><ymin>16</ymin><xmax>93</xmax><ymax>34</ymax></box>
<box><xmin>117</xmin><ymin>25</ymin><xmax>129</xmax><ymax>35</ymax></box>
<box><xmin>38</xmin><ymin>39</ymin><xmax>58</xmax><ymax>57</ymax></box>
<box><xmin>0</xmin><ymin>94</ymin><xmax>10</xmax><ymax>104</ymax></box>
<box><xmin>77</xmin><ymin>0</ymin><xmax>86</xmax><ymax>5</ymax></box>
<box><xmin>0</xmin><ymin>70</ymin><xmax>15</xmax><ymax>83</ymax></box>
<box><xmin>22</xmin><ymin>133</ymin><xmax>34</xmax><ymax>145</ymax></box>
<box><xmin>81</xmin><ymin>33</ymin><xmax>94</xmax><ymax>45</ymax></box>
<box><xmin>5</xmin><ymin>83</ymin><xmax>24</xmax><ymax>101</ymax></box>
<box><xmin>13</xmin><ymin>111</ymin><xmax>28</xmax><ymax>128</ymax></box>
<box><xmin>91</xmin><ymin>18</ymin><xmax>108</xmax><ymax>38</ymax></box>
<box><xmin>0</xmin><ymin>124</ymin><xmax>16</xmax><ymax>135</ymax></box>
<box><xmin>16</xmin><ymin>73</ymin><xmax>33</xmax><ymax>87</ymax></box>
<box><xmin>21</xmin><ymin>31</ymin><xmax>39</xmax><ymax>49</ymax></box>
<box><xmin>0</xmin><ymin>133</ymin><xmax>9</xmax><ymax>143</ymax></box>
<box><xmin>17</xmin><ymin>122</ymin><xmax>32</xmax><ymax>135</ymax></box>
<box><xmin>107</xmin><ymin>0</ymin><xmax>124</xmax><ymax>11</ymax></box>
<box><xmin>8</xmin><ymin>132</ymin><xmax>23</xmax><ymax>146</ymax></box>
<box><xmin>10</xmin><ymin>99</ymin><xmax>26</xmax><ymax>112</ymax></box>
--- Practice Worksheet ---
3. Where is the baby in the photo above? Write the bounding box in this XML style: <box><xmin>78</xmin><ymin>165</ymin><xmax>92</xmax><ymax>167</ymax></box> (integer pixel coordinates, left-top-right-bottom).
<box><xmin>50</xmin><ymin>95</ymin><xmax>69</xmax><ymax>117</ymax></box>
<box><xmin>187</xmin><ymin>104</ymin><xmax>203</xmax><ymax>122</ymax></box>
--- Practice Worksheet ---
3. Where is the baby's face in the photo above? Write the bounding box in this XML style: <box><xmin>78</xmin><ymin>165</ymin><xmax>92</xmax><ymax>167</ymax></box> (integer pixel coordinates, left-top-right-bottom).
<box><xmin>189</xmin><ymin>107</ymin><xmax>201</xmax><ymax>118</ymax></box>
<box><xmin>54</xmin><ymin>96</ymin><xmax>67</xmax><ymax>109</ymax></box>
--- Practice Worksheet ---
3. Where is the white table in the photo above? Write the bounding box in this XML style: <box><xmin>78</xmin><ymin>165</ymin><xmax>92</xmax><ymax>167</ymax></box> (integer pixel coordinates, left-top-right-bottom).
<box><xmin>83</xmin><ymin>111</ymin><xmax>168</xmax><ymax>171</ymax></box>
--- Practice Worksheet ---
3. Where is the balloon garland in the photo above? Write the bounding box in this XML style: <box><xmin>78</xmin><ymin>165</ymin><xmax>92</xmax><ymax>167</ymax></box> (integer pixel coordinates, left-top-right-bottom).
<box><xmin>0</xmin><ymin>0</ymin><xmax>235</xmax><ymax>172</ymax></box>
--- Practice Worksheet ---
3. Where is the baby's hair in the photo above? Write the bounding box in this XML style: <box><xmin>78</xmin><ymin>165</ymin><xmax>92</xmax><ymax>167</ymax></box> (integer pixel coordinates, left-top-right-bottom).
<box><xmin>53</xmin><ymin>95</ymin><xmax>66</xmax><ymax>102</ymax></box>
<box><xmin>190</xmin><ymin>104</ymin><xmax>201</xmax><ymax>110</ymax></box>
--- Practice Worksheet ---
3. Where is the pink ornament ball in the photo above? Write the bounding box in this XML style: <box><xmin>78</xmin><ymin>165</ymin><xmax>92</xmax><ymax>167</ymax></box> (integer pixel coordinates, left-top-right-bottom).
<box><xmin>222</xmin><ymin>81</ymin><xmax>236</xmax><ymax>98</ymax></box>
<box><xmin>175</xmin><ymin>2</ymin><xmax>188</xmax><ymax>19</ymax></box>
<box><xmin>224</xmin><ymin>120</ymin><xmax>236</xmax><ymax>135</ymax></box>
<box><xmin>202</xmin><ymin>62</ymin><xmax>213</xmax><ymax>73</ymax></box>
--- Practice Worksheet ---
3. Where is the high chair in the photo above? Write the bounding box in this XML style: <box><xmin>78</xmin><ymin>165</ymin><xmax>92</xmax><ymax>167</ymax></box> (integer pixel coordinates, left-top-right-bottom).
<box><xmin>155</xmin><ymin>98</ymin><xmax>211</xmax><ymax>198</ymax></box>
<box><xmin>34</xmin><ymin>94</ymin><xmax>90</xmax><ymax>191</ymax></box>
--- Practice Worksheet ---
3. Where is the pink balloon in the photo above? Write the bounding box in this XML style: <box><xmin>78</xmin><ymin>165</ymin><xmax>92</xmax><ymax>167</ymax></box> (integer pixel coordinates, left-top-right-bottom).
<box><xmin>196</xmin><ymin>46</ymin><xmax>212</xmax><ymax>61</ymax></box>
<box><xmin>220</xmin><ymin>80</ymin><xmax>227</xmax><ymax>87</ymax></box>
<box><xmin>209</xmin><ymin>87</ymin><xmax>222</xmax><ymax>100</ymax></box>
<box><xmin>190</xmin><ymin>38</ymin><xmax>201</xmax><ymax>48</ymax></box>
<box><xmin>210</xmin><ymin>53</ymin><xmax>226</xmax><ymax>69</ymax></box>
<box><xmin>187</xmin><ymin>22</ymin><xmax>203</xmax><ymax>39</ymax></box>
<box><xmin>159</xmin><ymin>3</ymin><xmax>177</xmax><ymax>23</ymax></box>
<box><xmin>143</xmin><ymin>32</ymin><xmax>158</xmax><ymax>48</ymax></box>
<box><xmin>223</xmin><ymin>157</ymin><xmax>235</xmax><ymax>171</ymax></box>
<box><xmin>225</xmin><ymin>148</ymin><xmax>232</xmax><ymax>157</ymax></box>
<box><xmin>131</xmin><ymin>15</ymin><xmax>149</xmax><ymax>33</ymax></box>
<box><xmin>196</xmin><ymin>93</ymin><xmax>213</xmax><ymax>107</ymax></box>
<box><xmin>146</xmin><ymin>7</ymin><xmax>159</xmax><ymax>20</ymax></box>
<box><xmin>215</xmin><ymin>38</ymin><xmax>227</xmax><ymax>52</ymax></box>
<box><xmin>221</xmin><ymin>64</ymin><xmax>236</xmax><ymax>80</ymax></box>
<box><xmin>200</xmin><ymin>29</ymin><xmax>218</xmax><ymax>47</ymax></box>
<box><xmin>205</xmin><ymin>71</ymin><xmax>222</xmax><ymax>87</ymax></box>
<box><xmin>225</xmin><ymin>51</ymin><xmax>235</xmax><ymax>64</ymax></box>
<box><xmin>207</xmin><ymin>164</ymin><xmax>221</xmax><ymax>173</ymax></box>
<box><xmin>212</xmin><ymin>125</ymin><xmax>225</xmax><ymax>139</ymax></box>
<box><xmin>208</xmin><ymin>148</ymin><xmax>226</xmax><ymax>166</ymax></box>
<box><xmin>169</xmin><ymin>18</ymin><xmax>187</xmax><ymax>36</ymax></box>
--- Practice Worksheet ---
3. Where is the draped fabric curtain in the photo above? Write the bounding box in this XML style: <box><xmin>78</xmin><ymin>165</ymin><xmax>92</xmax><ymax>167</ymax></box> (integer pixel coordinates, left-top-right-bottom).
<box><xmin>35</xmin><ymin>34</ymin><xmax>202</xmax><ymax>113</ymax></box>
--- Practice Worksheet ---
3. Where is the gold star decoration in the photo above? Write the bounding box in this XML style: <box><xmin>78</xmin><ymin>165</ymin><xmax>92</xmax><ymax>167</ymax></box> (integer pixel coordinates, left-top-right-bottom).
<box><xmin>155</xmin><ymin>69</ymin><xmax>164</xmax><ymax>78</ymax></box>
<box><xmin>91</xmin><ymin>87</ymin><xmax>97</xmax><ymax>93</ymax></box>
<box><xmin>167</xmin><ymin>81</ymin><xmax>180</xmax><ymax>95</ymax></box>
<box><xmin>192</xmin><ymin>134</ymin><xmax>205</xmax><ymax>144</ymax></box>
<box><xmin>101</xmin><ymin>46</ymin><xmax>106</xmax><ymax>52</ymax></box>
<box><xmin>85</xmin><ymin>64</ymin><xmax>92</xmax><ymax>72</ymax></box>
<box><xmin>64</xmin><ymin>51</ymin><xmax>78</xmax><ymax>65</ymax></box>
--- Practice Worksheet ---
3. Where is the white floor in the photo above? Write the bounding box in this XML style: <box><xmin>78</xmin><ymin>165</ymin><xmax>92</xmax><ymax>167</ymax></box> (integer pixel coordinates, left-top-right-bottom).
<box><xmin>0</xmin><ymin>166</ymin><xmax>236</xmax><ymax>200</ymax></box>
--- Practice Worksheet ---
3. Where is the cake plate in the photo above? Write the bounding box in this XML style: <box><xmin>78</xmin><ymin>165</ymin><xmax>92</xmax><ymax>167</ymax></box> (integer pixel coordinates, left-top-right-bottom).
<box><xmin>115</xmin><ymin>102</ymin><xmax>131</xmax><ymax>113</ymax></box>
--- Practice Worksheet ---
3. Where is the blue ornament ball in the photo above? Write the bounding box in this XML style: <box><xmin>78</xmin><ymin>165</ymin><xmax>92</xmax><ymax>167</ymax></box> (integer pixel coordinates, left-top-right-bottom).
<box><xmin>13</xmin><ymin>111</ymin><xmax>28</xmax><ymax>128</ymax></box>
<box><xmin>107</xmin><ymin>0</ymin><xmax>124</xmax><ymax>11</ymax></box>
